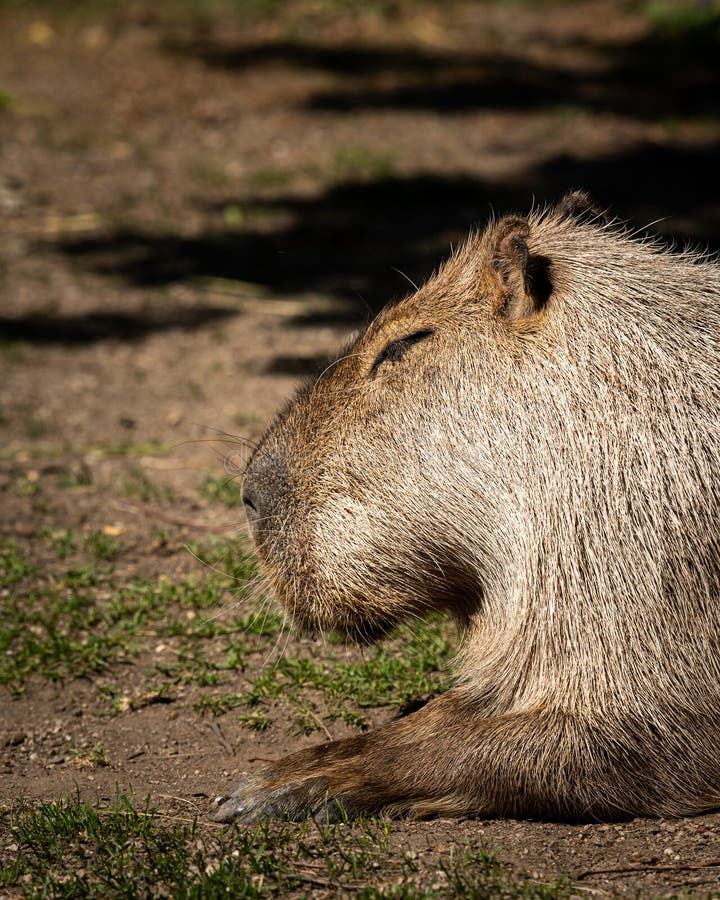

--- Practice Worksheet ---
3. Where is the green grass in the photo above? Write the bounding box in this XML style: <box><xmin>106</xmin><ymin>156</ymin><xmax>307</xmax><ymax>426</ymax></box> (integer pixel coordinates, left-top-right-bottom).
<box><xmin>67</xmin><ymin>742</ymin><xmax>109</xmax><ymax>769</ymax></box>
<box><xmin>56</xmin><ymin>462</ymin><xmax>94</xmax><ymax>489</ymax></box>
<box><xmin>333</xmin><ymin>146</ymin><xmax>396</xmax><ymax>180</ymax></box>
<box><xmin>0</xmin><ymin>531</ymin><xmax>453</xmax><ymax>731</ymax></box>
<box><xmin>236</xmin><ymin>616</ymin><xmax>454</xmax><ymax>733</ymax></box>
<box><xmin>8</xmin><ymin>470</ymin><xmax>40</xmax><ymax>496</ymax></box>
<box><xmin>0</xmin><ymin>540</ymin><xmax>35</xmax><ymax>588</ymax></box>
<box><xmin>0</xmin><ymin>572</ymin><xmax>143</xmax><ymax>695</ymax></box>
<box><xmin>85</xmin><ymin>530</ymin><xmax>121</xmax><ymax>561</ymax></box>
<box><xmin>199</xmin><ymin>473</ymin><xmax>244</xmax><ymax>506</ymax></box>
<box><xmin>222</xmin><ymin>203</ymin><xmax>245</xmax><ymax>227</ymax></box>
<box><xmin>4</xmin><ymin>521</ymin><xmax>449</xmax><ymax>738</ymax></box>
<box><xmin>39</xmin><ymin>527</ymin><xmax>78</xmax><ymax>559</ymax></box>
<box><xmin>0</xmin><ymin>534</ymin><xmax>279</xmax><ymax>698</ymax></box>
<box><xmin>0</xmin><ymin>794</ymin><xmax>575</xmax><ymax>898</ymax></box>
<box><xmin>121</xmin><ymin>465</ymin><xmax>176</xmax><ymax>502</ymax></box>
<box><xmin>646</xmin><ymin>0</ymin><xmax>720</xmax><ymax>34</ymax></box>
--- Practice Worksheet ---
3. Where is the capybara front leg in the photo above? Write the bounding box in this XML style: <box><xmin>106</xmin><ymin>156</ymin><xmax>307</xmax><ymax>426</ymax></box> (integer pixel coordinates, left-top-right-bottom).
<box><xmin>209</xmin><ymin>691</ymin><xmax>633</xmax><ymax>823</ymax></box>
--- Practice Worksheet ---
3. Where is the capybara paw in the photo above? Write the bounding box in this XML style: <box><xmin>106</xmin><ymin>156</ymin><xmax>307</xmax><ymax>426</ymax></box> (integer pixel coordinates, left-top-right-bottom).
<box><xmin>209</xmin><ymin>774</ymin><xmax>347</xmax><ymax>824</ymax></box>
<box><xmin>209</xmin><ymin>774</ymin><xmax>263</xmax><ymax>823</ymax></box>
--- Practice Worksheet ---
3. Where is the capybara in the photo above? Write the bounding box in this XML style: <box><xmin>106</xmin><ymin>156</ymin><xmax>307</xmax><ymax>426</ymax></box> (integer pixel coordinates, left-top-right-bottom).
<box><xmin>211</xmin><ymin>192</ymin><xmax>720</xmax><ymax>824</ymax></box>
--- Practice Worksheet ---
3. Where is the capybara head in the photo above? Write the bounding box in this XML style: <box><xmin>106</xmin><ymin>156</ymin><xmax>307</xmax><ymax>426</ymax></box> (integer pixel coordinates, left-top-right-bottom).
<box><xmin>242</xmin><ymin>191</ymin><xmax>720</xmax><ymax>665</ymax></box>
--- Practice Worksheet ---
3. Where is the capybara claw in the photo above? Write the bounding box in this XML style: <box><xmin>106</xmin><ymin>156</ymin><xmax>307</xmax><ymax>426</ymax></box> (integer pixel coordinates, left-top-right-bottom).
<box><xmin>208</xmin><ymin>774</ymin><xmax>264</xmax><ymax>823</ymax></box>
<box><xmin>209</xmin><ymin>795</ymin><xmax>275</xmax><ymax>825</ymax></box>
<box><xmin>209</xmin><ymin>775</ymin><xmax>332</xmax><ymax>824</ymax></box>
<box><xmin>209</xmin><ymin>795</ymin><xmax>253</xmax><ymax>824</ymax></box>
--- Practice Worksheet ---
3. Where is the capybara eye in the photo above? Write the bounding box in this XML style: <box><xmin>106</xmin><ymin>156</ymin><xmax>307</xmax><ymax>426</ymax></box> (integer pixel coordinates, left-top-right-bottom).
<box><xmin>370</xmin><ymin>328</ymin><xmax>434</xmax><ymax>376</ymax></box>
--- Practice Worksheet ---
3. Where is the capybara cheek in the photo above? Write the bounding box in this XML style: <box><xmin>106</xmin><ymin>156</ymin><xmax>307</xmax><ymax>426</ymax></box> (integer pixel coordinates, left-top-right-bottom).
<box><xmin>308</xmin><ymin>494</ymin><xmax>375</xmax><ymax>569</ymax></box>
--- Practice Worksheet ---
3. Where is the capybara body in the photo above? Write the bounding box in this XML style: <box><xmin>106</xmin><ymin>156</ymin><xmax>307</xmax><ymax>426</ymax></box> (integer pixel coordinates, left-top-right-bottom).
<box><xmin>211</xmin><ymin>193</ymin><xmax>720</xmax><ymax>824</ymax></box>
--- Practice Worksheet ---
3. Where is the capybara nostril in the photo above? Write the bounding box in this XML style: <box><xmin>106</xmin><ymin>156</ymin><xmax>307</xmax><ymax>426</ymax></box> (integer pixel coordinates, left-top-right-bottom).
<box><xmin>242</xmin><ymin>486</ymin><xmax>259</xmax><ymax>528</ymax></box>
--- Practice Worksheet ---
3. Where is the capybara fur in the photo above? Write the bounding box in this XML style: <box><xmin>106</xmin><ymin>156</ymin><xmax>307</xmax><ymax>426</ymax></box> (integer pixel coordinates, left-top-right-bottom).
<box><xmin>211</xmin><ymin>192</ymin><xmax>720</xmax><ymax>824</ymax></box>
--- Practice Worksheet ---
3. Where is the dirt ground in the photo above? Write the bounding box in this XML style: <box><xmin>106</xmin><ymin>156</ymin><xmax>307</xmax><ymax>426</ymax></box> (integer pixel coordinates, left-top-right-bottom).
<box><xmin>2</xmin><ymin>0</ymin><xmax>720</xmax><ymax>895</ymax></box>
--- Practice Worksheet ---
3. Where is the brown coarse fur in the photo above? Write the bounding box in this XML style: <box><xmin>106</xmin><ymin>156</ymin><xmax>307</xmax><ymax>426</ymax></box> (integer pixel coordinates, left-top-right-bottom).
<box><xmin>210</xmin><ymin>192</ymin><xmax>720</xmax><ymax>825</ymax></box>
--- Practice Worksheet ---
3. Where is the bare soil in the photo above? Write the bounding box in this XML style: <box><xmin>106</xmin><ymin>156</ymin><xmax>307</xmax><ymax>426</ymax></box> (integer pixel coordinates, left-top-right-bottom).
<box><xmin>2</xmin><ymin>1</ymin><xmax>720</xmax><ymax>895</ymax></box>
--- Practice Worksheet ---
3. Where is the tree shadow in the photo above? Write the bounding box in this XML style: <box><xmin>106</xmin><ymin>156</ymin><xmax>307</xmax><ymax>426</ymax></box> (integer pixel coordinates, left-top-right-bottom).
<box><xmin>55</xmin><ymin>138</ymin><xmax>720</xmax><ymax>335</ymax></box>
<box><xmin>533</xmin><ymin>143</ymin><xmax>720</xmax><ymax>245</ymax></box>
<box><xmin>45</xmin><ymin>11</ymin><xmax>720</xmax><ymax>361</ymax></box>
<box><xmin>168</xmin><ymin>14</ymin><xmax>720</xmax><ymax>120</ymax></box>
<box><xmin>304</xmin><ymin>34</ymin><xmax>720</xmax><ymax>119</ymax></box>
<box><xmin>264</xmin><ymin>353</ymin><xmax>331</xmax><ymax>376</ymax></box>
<box><xmin>0</xmin><ymin>306</ymin><xmax>238</xmax><ymax>345</ymax></box>
<box><xmin>165</xmin><ymin>38</ymin><xmax>455</xmax><ymax>77</ymax></box>
<box><xmin>57</xmin><ymin>174</ymin><xmax>510</xmax><ymax>323</ymax></box>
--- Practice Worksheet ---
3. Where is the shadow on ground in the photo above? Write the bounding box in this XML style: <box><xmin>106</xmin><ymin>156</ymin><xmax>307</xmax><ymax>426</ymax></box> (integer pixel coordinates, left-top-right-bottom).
<box><xmin>167</xmin><ymin>13</ymin><xmax>720</xmax><ymax>119</ymax></box>
<box><xmin>0</xmin><ymin>306</ymin><xmax>239</xmax><ymax>346</ymax></box>
<box><xmin>55</xmin><ymin>140</ymin><xmax>720</xmax><ymax>321</ymax></box>
<box><xmin>36</xmin><ymin>10</ymin><xmax>720</xmax><ymax>369</ymax></box>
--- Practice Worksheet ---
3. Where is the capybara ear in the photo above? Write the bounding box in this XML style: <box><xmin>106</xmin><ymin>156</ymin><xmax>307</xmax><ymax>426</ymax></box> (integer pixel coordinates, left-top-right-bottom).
<box><xmin>556</xmin><ymin>190</ymin><xmax>607</xmax><ymax>224</ymax></box>
<box><xmin>491</xmin><ymin>216</ymin><xmax>552</xmax><ymax>322</ymax></box>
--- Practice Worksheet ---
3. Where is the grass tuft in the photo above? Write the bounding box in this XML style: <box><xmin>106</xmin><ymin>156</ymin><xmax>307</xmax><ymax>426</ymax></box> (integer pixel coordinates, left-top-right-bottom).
<box><xmin>0</xmin><ymin>794</ymin><xmax>576</xmax><ymax>897</ymax></box>
<box><xmin>237</xmin><ymin>615</ymin><xmax>454</xmax><ymax>733</ymax></box>
<box><xmin>1</xmin><ymin>530</ymin><xmax>452</xmax><ymax>729</ymax></box>
<box><xmin>199</xmin><ymin>473</ymin><xmax>244</xmax><ymax>506</ymax></box>
<box><xmin>0</xmin><ymin>540</ymin><xmax>35</xmax><ymax>588</ymax></box>
<box><xmin>646</xmin><ymin>0</ymin><xmax>720</xmax><ymax>34</ymax></box>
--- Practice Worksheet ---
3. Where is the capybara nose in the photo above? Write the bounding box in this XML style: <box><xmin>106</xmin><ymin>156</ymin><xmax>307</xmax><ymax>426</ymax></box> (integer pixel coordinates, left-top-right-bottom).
<box><xmin>241</xmin><ymin>449</ymin><xmax>290</xmax><ymax>535</ymax></box>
